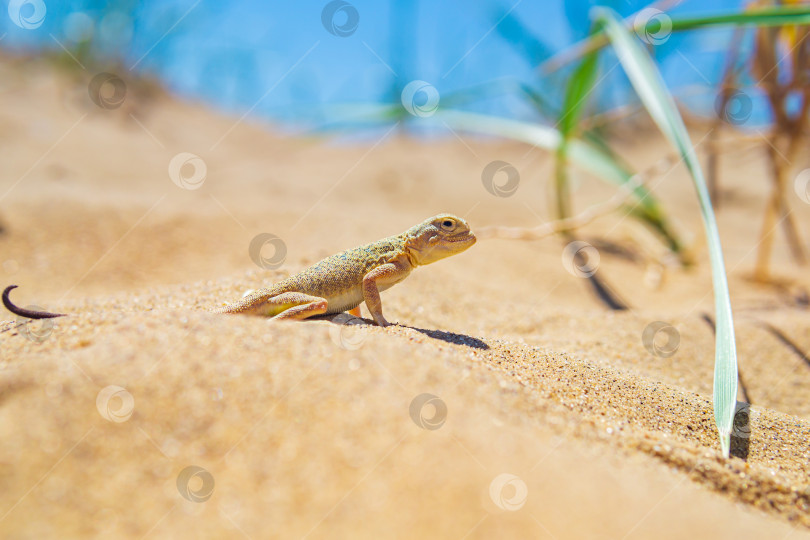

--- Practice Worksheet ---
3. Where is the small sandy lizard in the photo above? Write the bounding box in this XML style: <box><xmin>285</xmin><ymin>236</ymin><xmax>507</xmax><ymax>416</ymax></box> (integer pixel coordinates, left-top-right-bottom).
<box><xmin>213</xmin><ymin>213</ymin><xmax>476</xmax><ymax>326</ymax></box>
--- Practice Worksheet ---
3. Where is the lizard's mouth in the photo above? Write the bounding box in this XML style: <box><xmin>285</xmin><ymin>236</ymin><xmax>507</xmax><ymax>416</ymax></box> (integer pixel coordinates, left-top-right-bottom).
<box><xmin>409</xmin><ymin>231</ymin><xmax>476</xmax><ymax>266</ymax></box>
<box><xmin>449</xmin><ymin>231</ymin><xmax>476</xmax><ymax>244</ymax></box>
<box><xmin>443</xmin><ymin>232</ymin><xmax>476</xmax><ymax>253</ymax></box>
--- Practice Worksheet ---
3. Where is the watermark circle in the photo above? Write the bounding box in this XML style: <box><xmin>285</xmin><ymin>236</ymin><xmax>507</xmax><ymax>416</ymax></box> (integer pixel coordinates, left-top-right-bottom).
<box><xmin>329</xmin><ymin>313</ymin><xmax>366</xmax><ymax>350</ymax></box>
<box><xmin>16</xmin><ymin>306</ymin><xmax>55</xmax><ymax>343</ymax></box>
<box><xmin>176</xmin><ymin>465</ymin><xmax>215</xmax><ymax>502</ymax></box>
<box><xmin>8</xmin><ymin>0</ymin><xmax>46</xmax><ymax>30</ymax></box>
<box><xmin>562</xmin><ymin>240</ymin><xmax>600</xmax><ymax>278</ymax></box>
<box><xmin>401</xmin><ymin>80</ymin><xmax>440</xmax><ymax>118</ymax></box>
<box><xmin>715</xmin><ymin>89</ymin><xmax>752</xmax><ymax>126</ymax></box>
<box><xmin>641</xmin><ymin>321</ymin><xmax>680</xmax><ymax>358</ymax></box>
<box><xmin>64</xmin><ymin>11</ymin><xmax>94</xmax><ymax>43</ymax></box>
<box><xmin>249</xmin><ymin>233</ymin><xmax>287</xmax><ymax>270</ymax></box>
<box><xmin>168</xmin><ymin>152</ymin><xmax>207</xmax><ymax>190</ymax></box>
<box><xmin>793</xmin><ymin>168</ymin><xmax>810</xmax><ymax>204</ymax></box>
<box><xmin>481</xmin><ymin>160</ymin><xmax>520</xmax><ymax>198</ymax></box>
<box><xmin>634</xmin><ymin>8</ymin><xmax>672</xmax><ymax>45</ymax></box>
<box><xmin>321</xmin><ymin>0</ymin><xmax>359</xmax><ymax>37</ymax></box>
<box><xmin>489</xmin><ymin>473</ymin><xmax>528</xmax><ymax>511</ymax></box>
<box><xmin>88</xmin><ymin>73</ymin><xmax>127</xmax><ymax>110</ymax></box>
<box><xmin>96</xmin><ymin>385</ymin><xmax>135</xmax><ymax>423</ymax></box>
<box><xmin>409</xmin><ymin>393</ymin><xmax>447</xmax><ymax>430</ymax></box>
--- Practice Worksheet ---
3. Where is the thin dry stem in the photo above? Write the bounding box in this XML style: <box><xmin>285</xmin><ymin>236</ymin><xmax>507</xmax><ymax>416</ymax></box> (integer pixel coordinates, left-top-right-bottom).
<box><xmin>477</xmin><ymin>174</ymin><xmax>646</xmax><ymax>241</ymax></box>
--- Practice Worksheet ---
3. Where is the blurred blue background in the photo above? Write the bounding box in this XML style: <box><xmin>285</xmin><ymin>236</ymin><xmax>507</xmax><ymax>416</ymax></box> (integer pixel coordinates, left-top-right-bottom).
<box><xmin>1</xmin><ymin>0</ymin><xmax>767</xmax><ymax>126</ymax></box>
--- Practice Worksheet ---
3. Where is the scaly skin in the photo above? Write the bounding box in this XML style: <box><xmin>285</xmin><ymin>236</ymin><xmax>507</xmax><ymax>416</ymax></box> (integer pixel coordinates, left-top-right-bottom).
<box><xmin>214</xmin><ymin>214</ymin><xmax>476</xmax><ymax>326</ymax></box>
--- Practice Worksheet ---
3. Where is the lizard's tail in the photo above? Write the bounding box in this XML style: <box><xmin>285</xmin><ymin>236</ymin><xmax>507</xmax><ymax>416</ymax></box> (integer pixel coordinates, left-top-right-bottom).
<box><xmin>2</xmin><ymin>285</ymin><xmax>66</xmax><ymax>319</ymax></box>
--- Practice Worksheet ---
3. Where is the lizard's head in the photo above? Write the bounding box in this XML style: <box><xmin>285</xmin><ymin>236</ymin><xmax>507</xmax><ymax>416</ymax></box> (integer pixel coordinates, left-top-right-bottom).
<box><xmin>404</xmin><ymin>214</ymin><xmax>476</xmax><ymax>266</ymax></box>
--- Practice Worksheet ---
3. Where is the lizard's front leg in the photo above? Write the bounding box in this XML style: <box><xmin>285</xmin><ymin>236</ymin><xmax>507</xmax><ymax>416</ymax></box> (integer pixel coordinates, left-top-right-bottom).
<box><xmin>361</xmin><ymin>262</ymin><xmax>409</xmax><ymax>327</ymax></box>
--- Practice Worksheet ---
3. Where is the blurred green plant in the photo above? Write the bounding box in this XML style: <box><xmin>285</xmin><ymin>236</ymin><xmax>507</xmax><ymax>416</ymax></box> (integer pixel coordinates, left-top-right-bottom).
<box><xmin>541</xmin><ymin>4</ymin><xmax>810</xmax><ymax>73</ymax></box>
<box><xmin>476</xmin><ymin>3</ymin><xmax>810</xmax><ymax>455</ymax></box>
<box><xmin>46</xmin><ymin>0</ymin><xmax>139</xmax><ymax>72</ymax></box>
<box><xmin>544</xmin><ymin>2</ymin><xmax>810</xmax><ymax>282</ymax></box>
<box><xmin>555</xmin><ymin>35</ymin><xmax>599</xmax><ymax>227</ymax></box>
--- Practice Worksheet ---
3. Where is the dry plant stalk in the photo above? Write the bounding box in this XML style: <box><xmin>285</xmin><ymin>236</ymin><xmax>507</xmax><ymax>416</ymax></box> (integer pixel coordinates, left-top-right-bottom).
<box><xmin>750</xmin><ymin>3</ymin><xmax>809</xmax><ymax>281</ymax></box>
<box><xmin>478</xmin><ymin>157</ymin><xmax>673</xmax><ymax>241</ymax></box>
<box><xmin>707</xmin><ymin>26</ymin><xmax>746</xmax><ymax>207</ymax></box>
<box><xmin>476</xmin><ymin>177</ymin><xmax>643</xmax><ymax>241</ymax></box>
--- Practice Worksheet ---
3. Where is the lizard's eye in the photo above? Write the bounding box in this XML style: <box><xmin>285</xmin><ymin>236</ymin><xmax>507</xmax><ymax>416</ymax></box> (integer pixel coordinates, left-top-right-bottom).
<box><xmin>441</xmin><ymin>220</ymin><xmax>454</xmax><ymax>229</ymax></box>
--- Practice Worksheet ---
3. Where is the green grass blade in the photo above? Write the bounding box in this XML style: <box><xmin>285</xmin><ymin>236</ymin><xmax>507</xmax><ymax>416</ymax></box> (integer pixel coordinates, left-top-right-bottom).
<box><xmin>669</xmin><ymin>7</ymin><xmax>810</xmax><ymax>32</ymax></box>
<box><xmin>544</xmin><ymin>5</ymin><xmax>810</xmax><ymax>73</ymax></box>
<box><xmin>559</xmin><ymin>48</ymin><xmax>600</xmax><ymax>138</ymax></box>
<box><xmin>554</xmin><ymin>31</ymin><xmax>599</xmax><ymax>223</ymax></box>
<box><xmin>440</xmin><ymin>79</ymin><xmax>558</xmax><ymax>120</ymax></box>
<box><xmin>555</xmin><ymin>38</ymin><xmax>600</xmax><ymax>222</ymax></box>
<box><xmin>593</xmin><ymin>7</ymin><xmax>738</xmax><ymax>457</ymax></box>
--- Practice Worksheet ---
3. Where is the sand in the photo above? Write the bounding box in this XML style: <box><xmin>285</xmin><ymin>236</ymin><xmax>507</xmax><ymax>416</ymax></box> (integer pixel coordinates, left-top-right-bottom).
<box><xmin>1</xmin><ymin>55</ymin><xmax>810</xmax><ymax>538</ymax></box>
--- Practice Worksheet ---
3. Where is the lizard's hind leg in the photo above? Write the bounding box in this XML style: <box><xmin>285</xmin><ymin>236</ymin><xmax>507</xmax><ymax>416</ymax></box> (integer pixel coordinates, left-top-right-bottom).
<box><xmin>268</xmin><ymin>292</ymin><xmax>329</xmax><ymax>321</ymax></box>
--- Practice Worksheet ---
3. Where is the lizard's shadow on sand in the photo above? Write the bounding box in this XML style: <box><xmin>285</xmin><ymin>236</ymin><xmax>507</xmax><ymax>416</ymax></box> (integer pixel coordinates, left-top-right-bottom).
<box><xmin>399</xmin><ymin>324</ymin><xmax>490</xmax><ymax>350</ymax></box>
<box><xmin>317</xmin><ymin>315</ymin><xmax>489</xmax><ymax>350</ymax></box>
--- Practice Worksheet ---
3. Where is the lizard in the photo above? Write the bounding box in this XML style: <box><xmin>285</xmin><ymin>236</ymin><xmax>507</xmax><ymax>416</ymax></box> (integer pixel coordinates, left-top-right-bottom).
<box><xmin>212</xmin><ymin>213</ymin><xmax>476</xmax><ymax>326</ymax></box>
<box><xmin>2</xmin><ymin>214</ymin><xmax>476</xmax><ymax>327</ymax></box>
